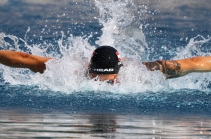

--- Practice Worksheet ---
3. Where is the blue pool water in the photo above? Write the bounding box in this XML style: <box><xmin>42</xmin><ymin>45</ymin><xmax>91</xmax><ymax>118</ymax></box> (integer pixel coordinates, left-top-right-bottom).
<box><xmin>0</xmin><ymin>0</ymin><xmax>211</xmax><ymax>138</ymax></box>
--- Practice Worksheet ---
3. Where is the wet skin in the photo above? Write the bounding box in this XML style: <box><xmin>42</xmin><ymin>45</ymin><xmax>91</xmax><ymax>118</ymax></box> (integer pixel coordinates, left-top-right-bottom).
<box><xmin>90</xmin><ymin>57</ymin><xmax>211</xmax><ymax>81</ymax></box>
<box><xmin>89</xmin><ymin>73</ymin><xmax>119</xmax><ymax>83</ymax></box>
<box><xmin>89</xmin><ymin>60</ymin><xmax>182</xmax><ymax>82</ymax></box>
<box><xmin>1</xmin><ymin>50</ymin><xmax>211</xmax><ymax>80</ymax></box>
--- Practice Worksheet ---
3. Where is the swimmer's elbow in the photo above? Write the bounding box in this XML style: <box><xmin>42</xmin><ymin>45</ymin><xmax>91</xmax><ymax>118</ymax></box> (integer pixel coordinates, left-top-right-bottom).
<box><xmin>30</xmin><ymin>64</ymin><xmax>46</xmax><ymax>73</ymax></box>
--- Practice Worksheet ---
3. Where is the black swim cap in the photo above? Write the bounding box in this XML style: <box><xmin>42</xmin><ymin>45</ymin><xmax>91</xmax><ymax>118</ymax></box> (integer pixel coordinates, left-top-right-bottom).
<box><xmin>89</xmin><ymin>46</ymin><xmax>123</xmax><ymax>74</ymax></box>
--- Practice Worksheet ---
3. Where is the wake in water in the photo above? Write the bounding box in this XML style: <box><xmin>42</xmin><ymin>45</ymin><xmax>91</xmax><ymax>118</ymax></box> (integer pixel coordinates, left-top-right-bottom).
<box><xmin>0</xmin><ymin>0</ymin><xmax>211</xmax><ymax>93</ymax></box>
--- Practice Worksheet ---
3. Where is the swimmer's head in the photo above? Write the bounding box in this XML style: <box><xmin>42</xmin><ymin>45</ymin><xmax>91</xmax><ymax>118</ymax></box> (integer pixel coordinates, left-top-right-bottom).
<box><xmin>88</xmin><ymin>46</ymin><xmax>123</xmax><ymax>75</ymax></box>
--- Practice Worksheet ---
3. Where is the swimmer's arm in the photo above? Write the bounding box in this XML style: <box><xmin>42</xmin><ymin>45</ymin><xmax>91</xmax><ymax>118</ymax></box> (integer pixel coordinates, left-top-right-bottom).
<box><xmin>0</xmin><ymin>50</ymin><xmax>52</xmax><ymax>73</ymax></box>
<box><xmin>143</xmin><ymin>56</ymin><xmax>211</xmax><ymax>79</ymax></box>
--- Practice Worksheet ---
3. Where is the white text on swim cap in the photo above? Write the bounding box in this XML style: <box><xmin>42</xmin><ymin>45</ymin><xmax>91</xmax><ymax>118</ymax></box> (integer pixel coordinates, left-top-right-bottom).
<box><xmin>94</xmin><ymin>68</ymin><xmax>114</xmax><ymax>72</ymax></box>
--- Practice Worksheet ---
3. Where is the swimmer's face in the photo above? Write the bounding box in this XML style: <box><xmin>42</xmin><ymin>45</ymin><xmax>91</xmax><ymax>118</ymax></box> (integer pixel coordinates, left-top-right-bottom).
<box><xmin>89</xmin><ymin>73</ymin><xmax>119</xmax><ymax>82</ymax></box>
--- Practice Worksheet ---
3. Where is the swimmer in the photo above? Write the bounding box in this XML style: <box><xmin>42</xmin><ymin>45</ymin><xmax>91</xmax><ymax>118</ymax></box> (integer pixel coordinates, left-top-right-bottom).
<box><xmin>0</xmin><ymin>46</ymin><xmax>211</xmax><ymax>82</ymax></box>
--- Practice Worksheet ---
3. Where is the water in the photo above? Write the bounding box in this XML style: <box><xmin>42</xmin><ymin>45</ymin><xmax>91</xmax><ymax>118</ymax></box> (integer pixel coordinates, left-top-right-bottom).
<box><xmin>0</xmin><ymin>0</ymin><xmax>211</xmax><ymax>138</ymax></box>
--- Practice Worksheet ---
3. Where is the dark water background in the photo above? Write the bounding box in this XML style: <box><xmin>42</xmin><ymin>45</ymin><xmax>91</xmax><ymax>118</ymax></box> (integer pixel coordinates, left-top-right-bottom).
<box><xmin>0</xmin><ymin>0</ymin><xmax>211</xmax><ymax>138</ymax></box>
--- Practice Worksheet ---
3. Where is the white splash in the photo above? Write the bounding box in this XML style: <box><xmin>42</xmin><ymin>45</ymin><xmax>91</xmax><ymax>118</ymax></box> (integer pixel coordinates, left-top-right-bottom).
<box><xmin>95</xmin><ymin>0</ymin><xmax>149</xmax><ymax>61</ymax></box>
<box><xmin>169</xmin><ymin>35</ymin><xmax>211</xmax><ymax>90</ymax></box>
<box><xmin>0</xmin><ymin>0</ymin><xmax>210</xmax><ymax>93</ymax></box>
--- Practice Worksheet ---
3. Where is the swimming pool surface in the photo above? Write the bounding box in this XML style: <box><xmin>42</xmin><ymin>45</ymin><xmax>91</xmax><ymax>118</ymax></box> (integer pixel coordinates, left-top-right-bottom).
<box><xmin>0</xmin><ymin>0</ymin><xmax>211</xmax><ymax>138</ymax></box>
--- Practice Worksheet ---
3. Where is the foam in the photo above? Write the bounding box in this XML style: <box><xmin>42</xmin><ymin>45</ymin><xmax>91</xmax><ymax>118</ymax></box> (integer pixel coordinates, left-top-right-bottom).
<box><xmin>0</xmin><ymin>0</ymin><xmax>211</xmax><ymax>94</ymax></box>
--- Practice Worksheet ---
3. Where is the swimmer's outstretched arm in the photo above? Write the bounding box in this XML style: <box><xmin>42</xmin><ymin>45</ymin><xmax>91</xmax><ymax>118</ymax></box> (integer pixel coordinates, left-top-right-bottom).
<box><xmin>0</xmin><ymin>50</ymin><xmax>51</xmax><ymax>73</ymax></box>
<box><xmin>143</xmin><ymin>56</ymin><xmax>211</xmax><ymax>79</ymax></box>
